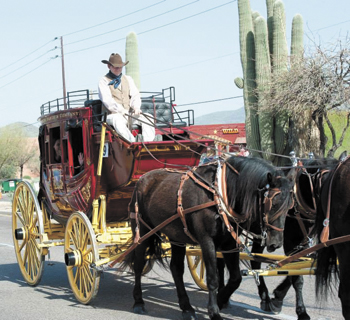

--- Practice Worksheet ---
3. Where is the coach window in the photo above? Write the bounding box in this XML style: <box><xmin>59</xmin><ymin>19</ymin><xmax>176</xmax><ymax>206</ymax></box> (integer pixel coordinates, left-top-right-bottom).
<box><xmin>69</xmin><ymin>127</ymin><xmax>84</xmax><ymax>175</ymax></box>
<box><xmin>50</xmin><ymin>127</ymin><xmax>61</xmax><ymax>164</ymax></box>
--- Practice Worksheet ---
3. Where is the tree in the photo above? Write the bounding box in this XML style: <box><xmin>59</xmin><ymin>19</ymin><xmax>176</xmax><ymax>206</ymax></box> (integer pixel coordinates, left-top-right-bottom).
<box><xmin>14</xmin><ymin>138</ymin><xmax>38</xmax><ymax>179</ymax></box>
<box><xmin>0</xmin><ymin>127</ymin><xmax>38</xmax><ymax>179</ymax></box>
<box><xmin>0</xmin><ymin>128</ymin><xmax>22</xmax><ymax>178</ymax></box>
<box><xmin>260</xmin><ymin>38</ymin><xmax>350</xmax><ymax>158</ymax></box>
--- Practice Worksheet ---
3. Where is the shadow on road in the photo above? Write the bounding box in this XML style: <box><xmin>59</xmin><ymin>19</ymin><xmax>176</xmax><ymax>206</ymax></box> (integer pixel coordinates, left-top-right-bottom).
<box><xmin>0</xmin><ymin>259</ymin><xmax>284</xmax><ymax>320</ymax></box>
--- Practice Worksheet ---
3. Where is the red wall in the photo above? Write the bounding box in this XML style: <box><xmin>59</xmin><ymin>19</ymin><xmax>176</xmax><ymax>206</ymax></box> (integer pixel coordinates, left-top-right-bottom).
<box><xmin>189</xmin><ymin>123</ymin><xmax>246</xmax><ymax>147</ymax></box>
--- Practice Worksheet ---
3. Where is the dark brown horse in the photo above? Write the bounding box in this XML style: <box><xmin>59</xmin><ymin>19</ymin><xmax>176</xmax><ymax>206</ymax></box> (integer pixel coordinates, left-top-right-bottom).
<box><xmin>250</xmin><ymin>156</ymin><xmax>340</xmax><ymax>320</ymax></box>
<box><xmin>124</xmin><ymin>156</ymin><xmax>295</xmax><ymax>320</ymax></box>
<box><xmin>314</xmin><ymin>155</ymin><xmax>350</xmax><ymax>320</ymax></box>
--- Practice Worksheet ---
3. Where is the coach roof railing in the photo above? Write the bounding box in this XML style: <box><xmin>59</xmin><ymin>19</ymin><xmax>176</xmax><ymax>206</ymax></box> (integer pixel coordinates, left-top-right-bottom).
<box><xmin>40</xmin><ymin>90</ymin><xmax>92</xmax><ymax>116</ymax></box>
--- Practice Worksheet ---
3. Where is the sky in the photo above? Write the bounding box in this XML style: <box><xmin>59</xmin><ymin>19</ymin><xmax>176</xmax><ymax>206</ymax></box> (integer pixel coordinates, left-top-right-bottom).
<box><xmin>0</xmin><ymin>0</ymin><xmax>349</xmax><ymax>128</ymax></box>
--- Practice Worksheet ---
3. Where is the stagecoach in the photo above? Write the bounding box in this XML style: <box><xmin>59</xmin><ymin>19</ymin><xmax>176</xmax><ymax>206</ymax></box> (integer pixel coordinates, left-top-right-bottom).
<box><xmin>11</xmin><ymin>87</ymin><xmax>216</xmax><ymax>303</ymax></box>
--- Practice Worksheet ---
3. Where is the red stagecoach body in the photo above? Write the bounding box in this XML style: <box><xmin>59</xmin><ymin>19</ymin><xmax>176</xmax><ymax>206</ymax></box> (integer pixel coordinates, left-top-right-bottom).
<box><xmin>37</xmin><ymin>89</ymin><xmax>214</xmax><ymax>225</ymax></box>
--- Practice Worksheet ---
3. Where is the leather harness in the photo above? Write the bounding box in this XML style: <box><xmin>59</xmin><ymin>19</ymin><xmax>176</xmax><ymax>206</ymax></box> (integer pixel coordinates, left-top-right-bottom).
<box><xmin>130</xmin><ymin>160</ymin><xmax>287</xmax><ymax>249</ymax></box>
<box><xmin>277</xmin><ymin>155</ymin><xmax>350</xmax><ymax>268</ymax></box>
<box><xmin>289</xmin><ymin>161</ymin><xmax>331</xmax><ymax>248</ymax></box>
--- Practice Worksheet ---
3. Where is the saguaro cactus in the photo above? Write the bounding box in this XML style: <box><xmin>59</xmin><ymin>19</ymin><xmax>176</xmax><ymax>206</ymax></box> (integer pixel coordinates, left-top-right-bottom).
<box><xmin>272</xmin><ymin>1</ymin><xmax>289</xmax><ymax>159</ymax></box>
<box><xmin>237</xmin><ymin>0</ymin><xmax>259</xmax><ymax>155</ymax></box>
<box><xmin>236</xmin><ymin>0</ymin><xmax>303</xmax><ymax>164</ymax></box>
<box><xmin>254</xmin><ymin>15</ymin><xmax>274</xmax><ymax>161</ymax></box>
<box><xmin>125</xmin><ymin>31</ymin><xmax>141</xmax><ymax>90</ymax></box>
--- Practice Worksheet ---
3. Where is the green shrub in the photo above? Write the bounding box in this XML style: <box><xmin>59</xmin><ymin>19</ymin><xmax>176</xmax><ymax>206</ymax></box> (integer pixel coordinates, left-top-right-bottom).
<box><xmin>325</xmin><ymin>112</ymin><xmax>350</xmax><ymax>158</ymax></box>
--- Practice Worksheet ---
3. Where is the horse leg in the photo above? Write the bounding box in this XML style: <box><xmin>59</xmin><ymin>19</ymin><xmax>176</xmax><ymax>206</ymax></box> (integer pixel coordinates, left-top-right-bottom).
<box><xmin>170</xmin><ymin>244</ymin><xmax>197</xmax><ymax>320</ymax></box>
<box><xmin>217</xmin><ymin>251</ymin><xmax>241</xmax><ymax>310</ymax></box>
<box><xmin>217</xmin><ymin>257</ymin><xmax>225</xmax><ymax>291</ymax></box>
<box><xmin>336</xmin><ymin>246</ymin><xmax>350</xmax><ymax>320</ymax></box>
<box><xmin>250</xmin><ymin>241</ymin><xmax>271</xmax><ymax>312</ymax></box>
<box><xmin>201</xmin><ymin>239</ymin><xmax>223</xmax><ymax>320</ymax></box>
<box><xmin>291</xmin><ymin>276</ymin><xmax>310</xmax><ymax>320</ymax></box>
<box><xmin>132</xmin><ymin>241</ymin><xmax>149</xmax><ymax>314</ymax></box>
<box><xmin>269</xmin><ymin>276</ymin><xmax>292</xmax><ymax>313</ymax></box>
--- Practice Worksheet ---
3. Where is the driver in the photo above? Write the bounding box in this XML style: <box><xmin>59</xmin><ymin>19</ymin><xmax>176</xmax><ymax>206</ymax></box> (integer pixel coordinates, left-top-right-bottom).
<box><xmin>98</xmin><ymin>53</ymin><xmax>156</xmax><ymax>142</ymax></box>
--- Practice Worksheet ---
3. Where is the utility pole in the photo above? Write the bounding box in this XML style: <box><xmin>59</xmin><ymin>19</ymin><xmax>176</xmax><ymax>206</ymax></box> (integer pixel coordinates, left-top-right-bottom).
<box><xmin>61</xmin><ymin>36</ymin><xmax>67</xmax><ymax>110</ymax></box>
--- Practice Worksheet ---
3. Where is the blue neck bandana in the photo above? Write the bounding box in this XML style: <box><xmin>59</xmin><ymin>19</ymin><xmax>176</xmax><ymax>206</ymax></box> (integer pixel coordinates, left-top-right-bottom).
<box><xmin>108</xmin><ymin>72</ymin><xmax>122</xmax><ymax>89</ymax></box>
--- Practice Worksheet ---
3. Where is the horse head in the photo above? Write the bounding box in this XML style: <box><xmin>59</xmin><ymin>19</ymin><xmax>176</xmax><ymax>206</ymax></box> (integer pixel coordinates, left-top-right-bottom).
<box><xmin>225</xmin><ymin>156</ymin><xmax>296</xmax><ymax>253</ymax></box>
<box><xmin>261</xmin><ymin>168</ymin><xmax>296</xmax><ymax>252</ymax></box>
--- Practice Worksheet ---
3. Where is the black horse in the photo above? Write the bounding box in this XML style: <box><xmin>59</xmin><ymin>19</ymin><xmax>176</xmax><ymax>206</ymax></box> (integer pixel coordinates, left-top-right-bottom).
<box><xmin>124</xmin><ymin>156</ymin><xmax>295</xmax><ymax>320</ymax></box>
<box><xmin>249</xmin><ymin>156</ymin><xmax>340</xmax><ymax>320</ymax></box>
<box><xmin>314</xmin><ymin>154</ymin><xmax>350</xmax><ymax>320</ymax></box>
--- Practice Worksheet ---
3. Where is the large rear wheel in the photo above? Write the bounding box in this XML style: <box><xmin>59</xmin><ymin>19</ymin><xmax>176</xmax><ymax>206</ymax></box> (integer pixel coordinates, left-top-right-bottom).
<box><xmin>12</xmin><ymin>181</ymin><xmax>45</xmax><ymax>286</ymax></box>
<box><xmin>64</xmin><ymin>212</ymin><xmax>100</xmax><ymax>304</ymax></box>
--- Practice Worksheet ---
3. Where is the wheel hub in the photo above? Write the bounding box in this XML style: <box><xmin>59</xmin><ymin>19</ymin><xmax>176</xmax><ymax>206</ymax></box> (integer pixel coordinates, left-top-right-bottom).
<box><xmin>65</xmin><ymin>250</ymin><xmax>82</xmax><ymax>266</ymax></box>
<box><xmin>14</xmin><ymin>227</ymin><xmax>27</xmax><ymax>240</ymax></box>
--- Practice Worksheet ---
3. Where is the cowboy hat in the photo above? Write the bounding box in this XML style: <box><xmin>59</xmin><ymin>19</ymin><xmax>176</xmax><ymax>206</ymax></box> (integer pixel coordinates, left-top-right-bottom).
<box><xmin>101</xmin><ymin>53</ymin><xmax>129</xmax><ymax>67</ymax></box>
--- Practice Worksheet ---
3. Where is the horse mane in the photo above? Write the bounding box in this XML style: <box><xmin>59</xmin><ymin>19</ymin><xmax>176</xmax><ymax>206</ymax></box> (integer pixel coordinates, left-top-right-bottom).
<box><xmin>302</xmin><ymin>157</ymin><xmax>338</xmax><ymax>174</ymax></box>
<box><xmin>225</xmin><ymin>156</ymin><xmax>291</xmax><ymax>223</ymax></box>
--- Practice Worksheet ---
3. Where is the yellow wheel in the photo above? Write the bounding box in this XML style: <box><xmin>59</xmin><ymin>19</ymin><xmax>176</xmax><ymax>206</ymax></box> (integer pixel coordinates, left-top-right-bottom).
<box><xmin>12</xmin><ymin>181</ymin><xmax>45</xmax><ymax>286</ymax></box>
<box><xmin>64</xmin><ymin>212</ymin><xmax>100</xmax><ymax>304</ymax></box>
<box><xmin>186</xmin><ymin>251</ymin><xmax>208</xmax><ymax>291</ymax></box>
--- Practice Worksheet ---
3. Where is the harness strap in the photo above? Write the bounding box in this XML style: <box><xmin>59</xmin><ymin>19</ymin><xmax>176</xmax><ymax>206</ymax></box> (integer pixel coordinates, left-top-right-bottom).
<box><xmin>218</xmin><ymin>162</ymin><xmax>249</xmax><ymax>222</ymax></box>
<box><xmin>177</xmin><ymin>172</ymin><xmax>199</xmax><ymax>242</ymax></box>
<box><xmin>216</xmin><ymin>195</ymin><xmax>242</xmax><ymax>246</ymax></box>
<box><xmin>277</xmin><ymin>234</ymin><xmax>350</xmax><ymax>268</ymax></box>
<box><xmin>295</xmin><ymin>212</ymin><xmax>310</xmax><ymax>243</ymax></box>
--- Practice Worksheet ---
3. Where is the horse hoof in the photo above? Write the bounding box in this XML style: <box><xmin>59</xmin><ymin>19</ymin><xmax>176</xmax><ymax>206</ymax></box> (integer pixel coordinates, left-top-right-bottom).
<box><xmin>133</xmin><ymin>305</ymin><xmax>147</xmax><ymax>314</ymax></box>
<box><xmin>220</xmin><ymin>301</ymin><xmax>229</xmax><ymax>310</ymax></box>
<box><xmin>269</xmin><ymin>299</ymin><xmax>282</xmax><ymax>314</ymax></box>
<box><xmin>298</xmin><ymin>312</ymin><xmax>311</xmax><ymax>320</ymax></box>
<box><xmin>182</xmin><ymin>310</ymin><xmax>198</xmax><ymax>320</ymax></box>
<box><xmin>210</xmin><ymin>315</ymin><xmax>223</xmax><ymax>320</ymax></box>
<box><xmin>260</xmin><ymin>300</ymin><xmax>271</xmax><ymax>312</ymax></box>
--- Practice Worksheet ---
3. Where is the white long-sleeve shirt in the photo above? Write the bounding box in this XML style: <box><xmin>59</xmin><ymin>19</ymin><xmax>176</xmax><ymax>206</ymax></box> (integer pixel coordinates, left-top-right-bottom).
<box><xmin>98</xmin><ymin>74</ymin><xmax>141</xmax><ymax>114</ymax></box>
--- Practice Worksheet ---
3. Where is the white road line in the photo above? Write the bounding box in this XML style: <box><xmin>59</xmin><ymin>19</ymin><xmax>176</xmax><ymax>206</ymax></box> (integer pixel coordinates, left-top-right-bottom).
<box><xmin>0</xmin><ymin>243</ymin><xmax>14</xmax><ymax>248</ymax></box>
<box><xmin>228</xmin><ymin>301</ymin><xmax>296</xmax><ymax>320</ymax></box>
<box><xmin>0</xmin><ymin>213</ymin><xmax>11</xmax><ymax>217</ymax></box>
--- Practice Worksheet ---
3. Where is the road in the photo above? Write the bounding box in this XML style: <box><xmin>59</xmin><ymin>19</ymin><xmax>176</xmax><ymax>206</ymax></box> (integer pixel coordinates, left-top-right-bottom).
<box><xmin>0</xmin><ymin>193</ymin><xmax>343</xmax><ymax>320</ymax></box>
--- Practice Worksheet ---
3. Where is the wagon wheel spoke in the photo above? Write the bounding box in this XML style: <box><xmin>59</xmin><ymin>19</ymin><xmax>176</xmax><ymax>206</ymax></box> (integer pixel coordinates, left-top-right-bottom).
<box><xmin>186</xmin><ymin>249</ymin><xmax>208</xmax><ymax>291</ymax></box>
<box><xmin>12</xmin><ymin>182</ymin><xmax>45</xmax><ymax>286</ymax></box>
<box><xmin>15</xmin><ymin>212</ymin><xmax>25</xmax><ymax>228</ymax></box>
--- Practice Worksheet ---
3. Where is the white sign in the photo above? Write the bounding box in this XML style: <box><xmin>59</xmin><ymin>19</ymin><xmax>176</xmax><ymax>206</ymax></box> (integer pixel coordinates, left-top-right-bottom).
<box><xmin>103</xmin><ymin>143</ymin><xmax>109</xmax><ymax>158</ymax></box>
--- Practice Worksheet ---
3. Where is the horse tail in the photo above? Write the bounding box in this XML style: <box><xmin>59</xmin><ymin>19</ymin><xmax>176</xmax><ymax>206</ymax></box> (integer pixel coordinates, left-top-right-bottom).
<box><xmin>120</xmin><ymin>188</ymin><xmax>167</xmax><ymax>273</ymax></box>
<box><xmin>314</xmin><ymin>194</ymin><xmax>339</xmax><ymax>300</ymax></box>
<box><xmin>315</xmin><ymin>244</ymin><xmax>338</xmax><ymax>299</ymax></box>
<box><xmin>120</xmin><ymin>233</ymin><xmax>167</xmax><ymax>274</ymax></box>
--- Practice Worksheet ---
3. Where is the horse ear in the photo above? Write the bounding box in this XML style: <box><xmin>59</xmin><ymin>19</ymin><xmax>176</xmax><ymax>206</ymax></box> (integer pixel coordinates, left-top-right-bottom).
<box><xmin>339</xmin><ymin>151</ymin><xmax>347</xmax><ymax>161</ymax></box>
<box><xmin>267</xmin><ymin>172</ymin><xmax>272</xmax><ymax>184</ymax></box>
<box><xmin>286</xmin><ymin>167</ymin><xmax>297</xmax><ymax>184</ymax></box>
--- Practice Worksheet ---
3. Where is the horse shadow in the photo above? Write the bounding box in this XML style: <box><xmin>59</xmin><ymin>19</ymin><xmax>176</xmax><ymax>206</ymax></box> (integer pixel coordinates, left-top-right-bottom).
<box><xmin>0</xmin><ymin>260</ymin><xmax>281</xmax><ymax>319</ymax></box>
